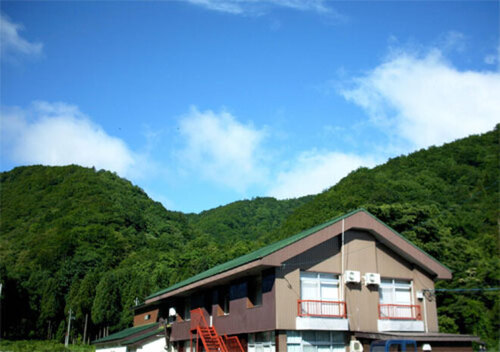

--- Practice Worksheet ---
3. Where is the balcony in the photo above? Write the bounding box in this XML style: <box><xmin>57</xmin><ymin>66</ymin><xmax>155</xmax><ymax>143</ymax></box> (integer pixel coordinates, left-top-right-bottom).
<box><xmin>377</xmin><ymin>304</ymin><xmax>424</xmax><ymax>332</ymax></box>
<box><xmin>378</xmin><ymin>304</ymin><xmax>421</xmax><ymax>320</ymax></box>
<box><xmin>296</xmin><ymin>300</ymin><xmax>348</xmax><ymax>331</ymax></box>
<box><xmin>298</xmin><ymin>299</ymin><xmax>346</xmax><ymax>318</ymax></box>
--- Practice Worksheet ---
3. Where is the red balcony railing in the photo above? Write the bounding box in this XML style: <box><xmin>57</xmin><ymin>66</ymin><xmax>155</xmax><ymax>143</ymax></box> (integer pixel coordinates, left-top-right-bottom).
<box><xmin>297</xmin><ymin>300</ymin><xmax>347</xmax><ymax>318</ymax></box>
<box><xmin>378</xmin><ymin>304</ymin><xmax>422</xmax><ymax>320</ymax></box>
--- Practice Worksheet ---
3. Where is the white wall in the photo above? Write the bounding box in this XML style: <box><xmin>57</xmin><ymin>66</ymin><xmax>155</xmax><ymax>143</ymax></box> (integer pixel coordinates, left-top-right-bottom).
<box><xmin>96</xmin><ymin>347</ymin><xmax>127</xmax><ymax>352</ymax></box>
<box><xmin>135</xmin><ymin>337</ymin><xmax>166</xmax><ymax>352</ymax></box>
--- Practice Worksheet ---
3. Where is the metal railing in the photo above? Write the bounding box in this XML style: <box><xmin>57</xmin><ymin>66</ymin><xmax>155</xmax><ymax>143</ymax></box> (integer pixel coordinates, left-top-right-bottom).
<box><xmin>190</xmin><ymin>308</ymin><xmax>208</xmax><ymax>330</ymax></box>
<box><xmin>378</xmin><ymin>304</ymin><xmax>421</xmax><ymax>320</ymax></box>
<box><xmin>297</xmin><ymin>300</ymin><xmax>347</xmax><ymax>318</ymax></box>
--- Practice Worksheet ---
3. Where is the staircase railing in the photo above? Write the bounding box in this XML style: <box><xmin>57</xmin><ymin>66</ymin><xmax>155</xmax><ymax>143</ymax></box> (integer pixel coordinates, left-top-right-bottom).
<box><xmin>224</xmin><ymin>335</ymin><xmax>245</xmax><ymax>352</ymax></box>
<box><xmin>189</xmin><ymin>308</ymin><xmax>244</xmax><ymax>352</ymax></box>
<box><xmin>190</xmin><ymin>308</ymin><xmax>209</xmax><ymax>331</ymax></box>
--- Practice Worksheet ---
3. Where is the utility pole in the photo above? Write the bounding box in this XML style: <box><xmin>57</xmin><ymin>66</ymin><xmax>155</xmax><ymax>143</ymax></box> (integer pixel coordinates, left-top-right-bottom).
<box><xmin>65</xmin><ymin>308</ymin><xmax>73</xmax><ymax>347</ymax></box>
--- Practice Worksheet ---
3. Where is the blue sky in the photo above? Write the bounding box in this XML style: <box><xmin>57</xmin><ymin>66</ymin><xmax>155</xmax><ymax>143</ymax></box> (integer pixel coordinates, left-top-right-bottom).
<box><xmin>1</xmin><ymin>0</ymin><xmax>499</xmax><ymax>213</ymax></box>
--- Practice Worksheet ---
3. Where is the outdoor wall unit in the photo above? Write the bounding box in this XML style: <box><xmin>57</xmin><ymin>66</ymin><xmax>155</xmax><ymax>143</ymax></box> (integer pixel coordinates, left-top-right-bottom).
<box><xmin>364</xmin><ymin>272</ymin><xmax>381</xmax><ymax>286</ymax></box>
<box><xmin>344</xmin><ymin>270</ymin><xmax>361</xmax><ymax>284</ymax></box>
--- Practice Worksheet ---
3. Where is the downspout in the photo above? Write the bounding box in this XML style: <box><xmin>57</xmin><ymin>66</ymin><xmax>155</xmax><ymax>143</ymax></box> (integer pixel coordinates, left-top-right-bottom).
<box><xmin>341</xmin><ymin>219</ymin><xmax>345</xmax><ymax>301</ymax></box>
<box><xmin>423</xmin><ymin>291</ymin><xmax>429</xmax><ymax>333</ymax></box>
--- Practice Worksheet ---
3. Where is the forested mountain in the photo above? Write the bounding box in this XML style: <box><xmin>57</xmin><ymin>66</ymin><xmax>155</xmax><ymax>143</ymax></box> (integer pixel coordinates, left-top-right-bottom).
<box><xmin>0</xmin><ymin>166</ymin><xmax>255</xmax><ymax>342</ymax></box>
<box><xmin>0</xmin><ymin>126</ymin><xmax>498</xmax><ymax>348</ymax></box>
<box><xmin>187</xmin><ymin>196</ymin><xmax>313</xmax><ymax>245</ymax></box>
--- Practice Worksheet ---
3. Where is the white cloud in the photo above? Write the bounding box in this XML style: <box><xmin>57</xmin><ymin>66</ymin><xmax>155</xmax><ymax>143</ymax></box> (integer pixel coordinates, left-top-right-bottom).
<box><xmin>268</xmin><ymin>151</ymin><xmax>378</xmax><ymax>199</ymax></box>
<box><xmin>340</xmin><ymin>49</ymin><xmax>500</xmax><ymax>150</ymax></box>
<box><xmin>177</xmin><ymin>107</ymin><xmax>267</xmax><ymax>192</ymax></box>
<box><xmin>0</xmin><ymin>12</ymin><xmax>43</xmax><ymax>59</ymax></box>
<box><xmin>1</xmin><ymin>102</ymin><xmax>138</xmax><ymax>177</ymax></box>
<box><xmin>484</xmin><ymin>45</ymin><xmax>499</xmax><ymax>66</ymax></box>
<box><xmin>185</xmin><ymin>0</ymin><xmax>333</xmax><ymax>15</ymax></box>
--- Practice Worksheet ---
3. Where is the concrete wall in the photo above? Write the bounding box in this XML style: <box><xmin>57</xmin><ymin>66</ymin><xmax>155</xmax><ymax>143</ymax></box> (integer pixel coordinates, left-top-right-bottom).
<box><xmin>275</xmin><ymin>229</ymin><xmax>438</xmax><ymax>332</ymax></box>
<box><xmin>134</xmin><ymin>337</ymin><xmax>167</xmax><ymax>352</ymax></box>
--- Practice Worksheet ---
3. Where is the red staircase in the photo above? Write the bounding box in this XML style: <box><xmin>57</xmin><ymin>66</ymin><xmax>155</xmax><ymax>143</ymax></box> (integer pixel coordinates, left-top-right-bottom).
<box><xmin>190</xmin><ymin>308</ymin><xmax>244</xmax><ymax>352</ymax></box>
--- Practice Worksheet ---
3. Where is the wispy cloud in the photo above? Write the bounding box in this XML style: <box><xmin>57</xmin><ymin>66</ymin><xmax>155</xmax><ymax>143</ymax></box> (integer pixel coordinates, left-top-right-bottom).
<box><xmin>0</xmin><ymin>12</ymin><xmax>43</xmax><ymax>60</ymax></box>
<box><xmin>340</xmin><ymin>47</ymin><xmax>500</xmax><ymax>150</ymax></box>
<box><xmin>1</xmin><ymin>102</ymin><xmax>141</xmax><ymax>178</ymax></box>
<box><xmin>177</xmin><ymin>107</ymin><xmax>268</xmax><ymax>192</ymax></box>
<box><xmin>267</xmin><ymin>150</ymin><xmax>378</xmax><ymax>199</ymax></box>
<box><xmin>185</xmin><ymin>0</ymin><xmax>336</xmax><ymax>16</ymax></box>
<box><xmin>484</xmin><ymin>45</ymin><xmax>500</xmax><ymax>68</ymax></box>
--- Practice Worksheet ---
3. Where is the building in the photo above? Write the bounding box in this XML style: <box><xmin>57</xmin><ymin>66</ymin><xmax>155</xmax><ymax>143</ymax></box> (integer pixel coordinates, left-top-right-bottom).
<box><xmin>95</xmin><ymin>209</ymin><xmax>479</xmax><ymax>352</ymax></box>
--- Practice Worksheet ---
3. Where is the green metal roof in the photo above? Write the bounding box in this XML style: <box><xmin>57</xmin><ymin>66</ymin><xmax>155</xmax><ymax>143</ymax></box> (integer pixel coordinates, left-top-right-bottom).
<box><xmin>92</xmin><ymin>323</ymin><xmax>157</xmax><ymax>344</ymax></box>
<box><xmin>146</xmin><ymin>208</ymin><xmax>363</xmax><ymax>300</ymax></box>
<box><xmin>146</xmin><ymin>208</ymin><xmax>452</xmax><ymax>301</ymax></box>
<box><xmin>122</xmin><ymin>327</ymin><xmax>164</xmax><ymax>345</ymax></box>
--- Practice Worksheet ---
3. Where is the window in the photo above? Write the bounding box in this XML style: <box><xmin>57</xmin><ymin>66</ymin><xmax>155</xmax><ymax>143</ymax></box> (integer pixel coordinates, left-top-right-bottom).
<box><xmin>300</xmin><ymin>272</ymin><xmax>339</xmax><ymax>301</ymax></box>
<box><xmin>287</xmin><ymin>331</ymin><xmax>345</xmax><ymax>352</ymax></box>
<box><xmin>300</xmin><ymin>272</ymin><xmax>342</xmax><ymax>317</ymax></box>
<box><xmin>379</xmin><ymin>279</ymin><xmax>412</xmax><ymax>305</ymax></box>
<box><xmin>248</xmin><ymin>331</ymin><xmax>275</xmax><ymax>352</ymax></box>
<box><xmin>144</xmin><ymin>314</ymin><xmax>151</xmax><ymax>321</ymax></box>
<box><xmin>248</xmin><ymin>275</ymin><xmax>263</xmax><ymax>307</ymax></box>
<box><xmin>379</xmin><ymin>279</ymin><xmax>417</xmax><ymax>320</ymax></box>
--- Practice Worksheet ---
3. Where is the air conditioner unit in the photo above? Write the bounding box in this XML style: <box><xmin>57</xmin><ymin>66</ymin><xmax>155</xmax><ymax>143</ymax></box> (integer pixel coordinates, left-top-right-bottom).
<box><xmin>344</xmin><ymin>270</ymin><xmax>361</xmax><ymax>284</ymax></box>
<box><xmin>364</xmin><ymin>272</ymin><xmax>381</xmax><ymax>286</ymax></box>
<box><xmin>349</xmin><ymin>340</ymin><xmax>363</xmax><ymax>352</ymax></box>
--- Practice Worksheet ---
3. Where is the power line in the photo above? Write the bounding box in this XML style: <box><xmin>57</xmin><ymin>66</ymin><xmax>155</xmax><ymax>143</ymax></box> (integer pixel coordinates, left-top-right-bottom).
<box><xmin>426</xmin><ymin>287</ymin><xmax>500</xmax><ymax>293</ymax></box>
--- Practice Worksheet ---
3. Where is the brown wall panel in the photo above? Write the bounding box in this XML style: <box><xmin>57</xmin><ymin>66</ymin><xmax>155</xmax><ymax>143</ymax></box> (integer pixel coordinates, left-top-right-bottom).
<box><xmin>170</xmin><ymin>272</ymin><xmax>276</xmax><ymax>341</ymax></box>
<box><xmin>133</xmin><ymin>309</ymin><xmax>159</xmax><ymax>327</ymax></box>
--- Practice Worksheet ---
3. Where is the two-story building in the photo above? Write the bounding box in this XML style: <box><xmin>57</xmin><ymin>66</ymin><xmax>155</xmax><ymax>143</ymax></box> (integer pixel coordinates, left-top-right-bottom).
<box><xmin>94</xmin><ymin>209</ymin><xmax>479</xmax><ymax>352</ymax></box>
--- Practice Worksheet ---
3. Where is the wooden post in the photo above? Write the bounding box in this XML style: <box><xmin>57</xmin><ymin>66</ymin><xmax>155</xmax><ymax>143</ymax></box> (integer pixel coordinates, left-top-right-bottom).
<box><xmin>65</xmin><ymin>308</ymin><xmax>72</xmax><ymax>347</ymax></box>
<box><xmin>83</xmin><ymin>313</ymin><xmax>88</xmax><ymax>344</ymax></box>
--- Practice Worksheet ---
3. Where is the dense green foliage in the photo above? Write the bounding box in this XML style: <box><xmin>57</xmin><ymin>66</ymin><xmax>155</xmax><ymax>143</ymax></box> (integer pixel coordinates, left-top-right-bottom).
<box><xmin>187</xmin><ymin>196</ymin><xmax>313</xmax><ymax>245</ymax></box>
<box><xmin>0</xmin><ymin>340</ymin><xmax>94</xmax><ymax>352</ymax></box>
<box><xmin>0</xmin><ymin>166</ymin><xmax>217</xmax><ymax>341</ymax></box>
<box><xmin>0</xmin><ymin>126</ymin><xmax>498</xmax><ymax>348</ymax></box>
<box><xmin>0</xmin><ymin>165</ymin><xmax>306</xmax><ymax>343</ymax></box>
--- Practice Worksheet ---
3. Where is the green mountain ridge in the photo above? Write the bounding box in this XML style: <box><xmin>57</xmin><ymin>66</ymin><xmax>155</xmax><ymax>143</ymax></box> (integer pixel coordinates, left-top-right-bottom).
<box><xmin>0</xmin><ymin>126</ymin><xmax>498</xmax><ymax>348</ymax></box>
<box><xmin>187</xmin><ymin>195</ymin><xmax>314</xmax><ymax>245</ymax></box>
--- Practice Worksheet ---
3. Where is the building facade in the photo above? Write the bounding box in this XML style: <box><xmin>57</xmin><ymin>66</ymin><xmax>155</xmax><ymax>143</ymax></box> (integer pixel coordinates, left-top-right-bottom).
<box><xmin>96</xmin><ymin>209</ymin><xmax>479</xmax><ymax>352</ymax></box>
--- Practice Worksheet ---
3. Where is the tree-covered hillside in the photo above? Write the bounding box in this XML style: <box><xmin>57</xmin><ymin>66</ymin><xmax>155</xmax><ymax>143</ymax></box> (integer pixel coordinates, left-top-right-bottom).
<box><xmin>0</xmin><ymin>165</ymin><xmax>298</xmax><ymax>343</ymax></box>
<box><xmin>187</xmin><ymin>196</ymin><xmax>313</xmax><ymax>246</ymax></box>
<box><xmin>0</xmin><ymin>126</ymin><xmax>498</xmax><ymax>348</ymax></box>
<box><xmin>0</xmin><ymin>166</ymin><xmax>225</xmax><ymax>341</ymax></box>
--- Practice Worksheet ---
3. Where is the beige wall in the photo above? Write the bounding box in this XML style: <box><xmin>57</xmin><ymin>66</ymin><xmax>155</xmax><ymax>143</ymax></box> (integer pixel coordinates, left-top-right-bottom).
<box><xmin>275</xmin><ymin>230</ymin><xmax>438</xmax><ymax>332</ymax></box>
<box><xmin>275</xmin><ymin>237</ymin><xmax>341</xmax><ymax>329</ymax></box>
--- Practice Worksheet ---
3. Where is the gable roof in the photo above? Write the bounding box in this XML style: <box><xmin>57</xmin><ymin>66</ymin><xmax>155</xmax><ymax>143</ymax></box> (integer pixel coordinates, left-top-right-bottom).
<box><xmin>145</xmin><ymin>209</ymin><xmax>452</xmax><ymax>303</ymax></box>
